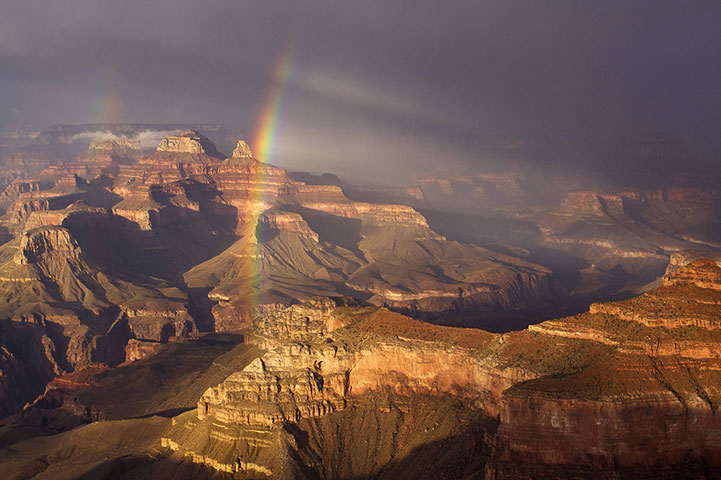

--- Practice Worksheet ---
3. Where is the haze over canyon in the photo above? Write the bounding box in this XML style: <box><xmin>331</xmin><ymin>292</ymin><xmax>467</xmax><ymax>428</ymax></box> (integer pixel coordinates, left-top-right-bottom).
<box><xmin>1</xmin><ymin>1</ymin><xmax>721</xmax><ymax>479</ymax></box>
<box><xmin>0</xmin><ymin>123</ymin><xmax>716</xmax><ymax>478</ymax></box>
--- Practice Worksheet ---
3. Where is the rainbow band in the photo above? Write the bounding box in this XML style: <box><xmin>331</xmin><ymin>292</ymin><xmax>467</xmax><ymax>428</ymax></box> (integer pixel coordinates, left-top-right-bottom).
<box><xmin>91</xmin><ymin>65</ymin><xmax>126</xmax><ymax>124</ymax></box>
<box><xmin>244</xmin><ymin>44</ymin><xmax>293</xmax><ymax>318</ymax></box>
<box><xmin>253</xmin><ymin>44</ymin><xmax>293</xmax><ymax>164</ymax></box>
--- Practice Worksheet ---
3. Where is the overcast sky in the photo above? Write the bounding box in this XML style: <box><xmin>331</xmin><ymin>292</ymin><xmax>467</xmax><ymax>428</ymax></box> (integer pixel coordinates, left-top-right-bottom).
<box><xmin>1</xmin><ymin>1</ymin><xmax>720</xmax><ymax>181</ymax></box>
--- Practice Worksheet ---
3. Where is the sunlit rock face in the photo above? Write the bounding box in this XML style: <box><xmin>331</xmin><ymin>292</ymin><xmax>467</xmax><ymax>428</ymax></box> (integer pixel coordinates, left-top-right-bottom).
<box><xmin>18</xmin><ymin>225</ymin><xmax>81</xmax><ymax>265</ymax></box>
<box><xmin>231</xmin><ymin>139</ymin><xmax>253</xmax><ymax>158</ymax></box>
<box><xmin>488</xmin><ymin>260</ymin><xmax>721</xmax><ymax>479</ymax></box>
<box><xmin>155</xmin><ymin>130</ymin><xmax>220</xmax><ymax>156</ymax></box>
<box><xmin>195</xmin><ymin>297</ymin><xmax>524</xmax><ymax>426</ymax></box>
<box><xmin>89</xmin><ymin>138</ymin><xmax>139</xmax><ymax>152</ymax></box>
<box><xmin>166</xmin><ymin>297</ymin><xmax>529</xmax><ymax>476</ymax></box>
<box><xmin>665</xmin><ymin>250</ymin><xmax>721</xmax><ymax>277</ymax></box>
<box><xmin>160</xmin><ymin>260</ymin><xmax>721</xmax><ymax>479</ymax></box>
<box><xmin>663</xmin><ymin>258</ymin><xmax>721</xmax><ymax>291</ymax></box>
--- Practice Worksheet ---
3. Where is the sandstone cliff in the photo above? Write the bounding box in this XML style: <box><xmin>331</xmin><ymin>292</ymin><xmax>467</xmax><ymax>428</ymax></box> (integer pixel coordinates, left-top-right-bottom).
<box><xmin>157</xmin><ymin>259</ymin><xmax>721</xmax><ymax>478</ymax></box>
<box><xmin>665</xmin><ymin>249</ymin><xmax>721</xmax><ymax>277</ymax></box>
<box><xmin>487</xmin><ymin>259</ymin><xmax>721</xmax><ymax>478</ymax></box>
<box><xmin>2</xmin><ymin>259</ymin><xmax>721</xmax><ymax>479</ymax></box>
<box><xmin>162</xmin><ymin>297</ymin><xmax>528</xmax><ymax>477</ymax></box>
<box><xmin>0</xmin><ymin>130</ymin><xmax>564</xmax><ymax>420</ymax></box>
<box><xmin>0</xmin><ymin>131</ymin><xmax>565</xmax><ymax>420</ymax></box>
<box><xmin>156</xmin><ymin>130</ymin><xmax>222</xmax><ymax>157</ymax></box>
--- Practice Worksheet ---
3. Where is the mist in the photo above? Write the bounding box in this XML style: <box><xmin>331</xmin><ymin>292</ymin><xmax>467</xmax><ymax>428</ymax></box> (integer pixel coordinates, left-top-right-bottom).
<box><xmin>67</xmin><ymin>129</ymin><xmax>183</xmax><ymax>149</ymax></box>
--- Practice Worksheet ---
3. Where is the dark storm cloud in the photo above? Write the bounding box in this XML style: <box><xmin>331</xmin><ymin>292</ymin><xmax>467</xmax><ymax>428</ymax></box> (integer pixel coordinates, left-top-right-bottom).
<box><xmin>1</xmin><ymin>0</ymin><xmax>720</xmax><ymax>181</ymax></box>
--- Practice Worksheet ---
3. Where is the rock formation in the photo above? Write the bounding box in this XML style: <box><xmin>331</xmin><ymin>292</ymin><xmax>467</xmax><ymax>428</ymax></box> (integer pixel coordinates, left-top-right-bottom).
<box><xmin>488</xmin><ymin>259</ymin><xmax>721</xmax><ymax>478</ymax></box>
<box><xmin>0</xmin><ymin>223</ymin><xmax>197</xmax><ymax>416</ymax></box>
<box><xmin>152</xmin><ymin>259</ymin><xmax>721</xmax><ymax>478</ymax></box>
<box><xmin>88</xmin><ymin>137</ymin><xmax>139</xmax><ymax>152</ymax></box>
<box><xmin>0</xmin><ymin>130</ymin><xmax>562</xmax><ymax>418</ymax></box>
<box><xmin>2</xmin><ymin>125</ymin><xmax>721</xmax><ymax>479</ymax></box>
<box><xmin>232</xmin><ymin>139</ymin><xmax>253</xmax><ymax>158</ymax></box>
<box><xmin>2</xmin><ymin>256</ymin><xmax>721</xmax><ymax>479</ymax></box>
<box><xmin>665</xmin><ymin>249</ymin><xmax>721</xmax><ymax>277</ymax></box>
<box><xmin>155</xmin><ymin>130</ymin><xmax>221</xmax><ymax>156</ymax></box>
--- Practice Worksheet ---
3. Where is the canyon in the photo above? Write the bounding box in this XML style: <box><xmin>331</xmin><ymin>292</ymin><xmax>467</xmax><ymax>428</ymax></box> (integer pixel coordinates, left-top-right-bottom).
<box><xmin>0</xmin><ymin>124</ymin><xmax>720</xmax><ymax>479</ymax></box>
<box><xmin>0</xmin><ymin>127</ymin><xmax>564</xmax><ymax>416</ymax></box>
<box><xmin>0</xmin><ymin>251</ymin><xmax>719</xmax><ymax>479</ymax></box>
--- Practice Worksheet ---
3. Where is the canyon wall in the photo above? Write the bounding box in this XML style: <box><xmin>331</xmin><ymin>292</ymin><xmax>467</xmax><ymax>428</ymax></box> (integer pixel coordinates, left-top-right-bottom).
<box><xmin>162</xmin><ymin>260</ymin><xmax>721</xmax><ymax>478</ymax></box>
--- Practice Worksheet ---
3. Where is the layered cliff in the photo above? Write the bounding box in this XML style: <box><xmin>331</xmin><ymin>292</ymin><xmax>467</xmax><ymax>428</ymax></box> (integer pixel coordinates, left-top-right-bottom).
<box><xmin>488</xmin><ymin>259</ymin><xmax>721</xmax><ymax>479</ymax></box>
<box><xmin>162</xmin><ymin>297</ymin><xmax>528</xmax><ymax>477</ymax></box>
<box><xmin>2</xmin><ymin>258</ymin><xmax>721</xmax><ymax>478</ymax></box>
<box><xmin>0</xmin><ymin>225</ymin><xmax>197</xmax><ymax>416</ymax></box>
<box><xmin>0</xmin><ymin>130</ymin><xmax>564</xmax><ymax>418</ymax></box>
<box><xmin>533</xmin><ymin>185</ymin><xmax>721</xmax><ymax>291</ymax></box>
<box><xmin>159</xmin><ymin>259</ymin><xmax>721</xmax><ymax>479</ymax></box>
<box><xmin>665</xmin><ymin>249</ymin><xmax>721</xmax><ymax>277</ymax></box>
<box><xmin>156</xmin><ymin>130</ymin><xmax>222</xmax><ymax>156</ymax></box>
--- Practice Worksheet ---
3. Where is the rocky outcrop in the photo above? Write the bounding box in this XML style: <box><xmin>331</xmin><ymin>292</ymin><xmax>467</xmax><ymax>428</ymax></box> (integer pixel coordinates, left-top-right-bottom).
<box><xmin>231</xmin><ymin>140</ymin><xmax>253</xmax><ymax>158</ymax></box>
<box><xmin>88</xmin><ymin>138</ymin><xmax>139</xmax><ymax>152</ymax></box>
<box><xmin>0</xmin><ymin>224</ymin><xmax>199</xmax><ymax>417</ymax></box>
<box><xmin>560</xmin><ymin>191</ymin><xmax>630</xmax><ymax>217</ymax></box>
<box><xmin>299</xmin><ymin>201</ymin><xmax>428</xmax><ymax>226</ymax></box>
<box><xmin>164</xmin><ymin>260</ymin><xmax>721</xmax><ymax>478</ymax></box>
<box><xmin>584</xmin><ymin>259</ymin><xmax>721</xmax><ymax>329</ymax></box>
<box><xmin>166</xmin><ymin>298</ymin><xmax>529</xmax><ymax>475</ymax></box>
<box><xmin>5</xmin><ymin>177</ymin><xmax>85</xmax><ymax>230</ymax></box>
<box><xmin>23</xmin><ymin>200</ymin><xmax>109</xmax><ymax>230</ymax></box>
<box><xmin>223</xmin><ymin>299</ymin><xmax>526</xmax><ymax>419</ymax></box>
<box><xmin>663</xmin><ymin>258</ymin><xmax>721</xmax><ymax>290</ymax></box>
<box><xmin>258</xmin><ymin>210</ymin><xmax>319</xmax><ymax>240</ymax></box>
<box><xmin>665</xmin><ymin>250</ymin><xmax>721</xmax><ymax>277</ymax></box>
<box><xmin>18</xmin><ymin>226</ymin><xmax>82</xmax><ymax>264</ymax></box>
<box><xmin>124</xmin><ymin>339</ymin><xmax>164</xmax><ymax>363</ymax></box>
<box><xmin>156</xmin><ymin>130</ymin><xmax>220</xmax><ymax>156</ymax></box>
<box><xmin>0</xmin><ymin>178</ymin><xmax>55</xmax><ymax>209</ymax></box>
<box><xmin>122</xmin><ymin>307</ymin><xmax>194</xmax><ymax>343</ymax></box>
<box><xmin>486</xmin><ymin>260</ymin><xmax>721</xmax><ymax>478</ymax></box>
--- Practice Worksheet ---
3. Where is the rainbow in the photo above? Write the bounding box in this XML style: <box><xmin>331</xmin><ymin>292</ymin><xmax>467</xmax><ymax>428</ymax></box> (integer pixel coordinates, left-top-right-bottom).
<box><xmin>243</xmin><ymin>44</ymin><xmax>294</xmax><ymax>317</ymax></box>
<box><xmin>253</xmin><ymin>43</ymin><xmax>294</xmax><ymax>164</ymax></box>
<box><xmin>89</xmin><ymin>65</ymin><xmax>126</xmax><ymax>124</ymax></box>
